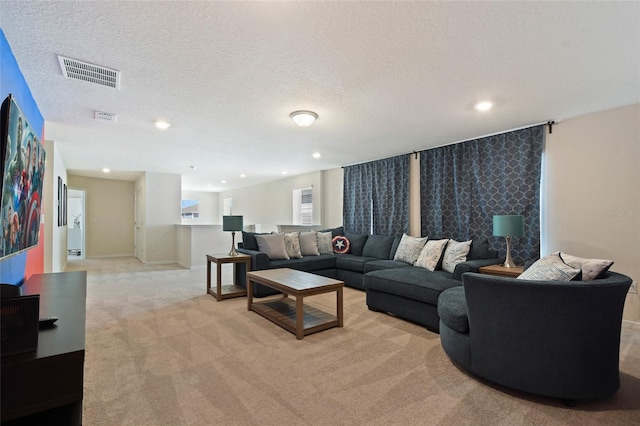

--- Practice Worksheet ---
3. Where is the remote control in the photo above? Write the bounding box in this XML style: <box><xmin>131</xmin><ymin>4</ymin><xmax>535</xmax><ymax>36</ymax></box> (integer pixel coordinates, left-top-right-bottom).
<box><xmin>39</xmin><ymin>316</ymin><xmax>58</xmax><ymax>328</ymax></box>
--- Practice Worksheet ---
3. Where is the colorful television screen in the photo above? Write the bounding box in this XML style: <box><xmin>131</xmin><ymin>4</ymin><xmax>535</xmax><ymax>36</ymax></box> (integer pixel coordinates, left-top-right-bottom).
<box><xmin>0</xmin><ymin>95</ymin><xmax>46</xmax><ymax>259</ymax></box>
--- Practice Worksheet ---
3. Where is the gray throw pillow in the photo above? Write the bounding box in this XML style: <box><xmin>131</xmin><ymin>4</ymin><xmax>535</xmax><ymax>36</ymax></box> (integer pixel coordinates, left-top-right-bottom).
<box><xmin>283</xmin><ymin>232</ymin><xmax>303</xmax><ymax>259</ymax></box>
<box><xmin>442</xmin><ymin>240</ymin><xmax>472</xmax><ymax>273</ymax></box>
<box><xmin>316</xmin><ymin>231</ymin><xmax>334</xmax><ymax>255</ymax></box>
<box><xmin>415</xmin><ymin>239</ymin><xmax>449</xmax><ymax>271</ymax></box>
<box><xmin>393</xmin><ymin>233</ymin><xmax>428</xmax><ymax>265</ymax></box>
<box><xmin>255</xmin><ymin>234</ymin><xmax>290</xmax><ymax>260</ymax></box>
<box><xmin>299</xmin><ymin>231</ymin><xmax>320</xmax><ymax>256</ymax></box>
<box><xmin>517</xmin><ymin>253</ymin><xmax>580</xmax><ymax>281</ymax></box>
<box><xmin>559</xmin><ymin>252</ymin><xmax>613</xmax><ymax>281</ymax></box>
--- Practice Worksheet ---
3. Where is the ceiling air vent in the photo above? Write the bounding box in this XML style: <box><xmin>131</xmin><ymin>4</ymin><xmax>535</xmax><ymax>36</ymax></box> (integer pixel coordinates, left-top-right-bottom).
<box><xmin>94</xmin><ymin>110</ymin><xmax>117</xmax><ymax>123</ymax></box>
<box><xmin>58</xmin><ymin>55</ymin><xmax>120</xmax><ymax>89</ymax></box>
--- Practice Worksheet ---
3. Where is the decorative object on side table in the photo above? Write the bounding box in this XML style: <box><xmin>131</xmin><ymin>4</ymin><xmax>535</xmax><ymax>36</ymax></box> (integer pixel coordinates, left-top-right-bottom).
<box><xmin>222</xmin><ymin>215</ymin><xmax>243</xmax><ymax>256</ymax></box>
<box><xmin>493</xmin><ymin>214</ymin><xmax>524</xmax><ymax>268</ymax></box>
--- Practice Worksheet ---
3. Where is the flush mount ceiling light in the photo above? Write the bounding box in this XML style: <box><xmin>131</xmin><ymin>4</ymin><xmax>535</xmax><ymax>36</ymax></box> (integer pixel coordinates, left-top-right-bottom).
<box><xmin>290</xmin><ymin>110</ymin><xmax>318</xmax><ymax>126</ymax></box>
<box><xmin>475</xmin><ymin>101</ymin><xmax>493</xmax><ymax>111</ymax></box>
<box><xmin>155</xmin><ymin>120</ymin><xmax>171</xmax><ymax>130</ymax></box>
<box><xmin>312</xmin><ymin>152</ymin><xmax>321</xmax><ymax>159</ymax></box>
<box><xmin>102</xmin><ymin>168</ymin><xmax>110</xmax><ymax>173</ymax></box>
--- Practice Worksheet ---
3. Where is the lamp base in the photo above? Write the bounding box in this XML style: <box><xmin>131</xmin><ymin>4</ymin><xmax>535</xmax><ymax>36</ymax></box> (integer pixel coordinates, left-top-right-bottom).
<box><xmin>502</xmin><ymin>236</ymin><xmax>518</xmax><ymax>268</ymax></box>
<box><xmin>228</xmin><ymin>231</ymin><xmax>239</xmax><ymax>256</ymax></box>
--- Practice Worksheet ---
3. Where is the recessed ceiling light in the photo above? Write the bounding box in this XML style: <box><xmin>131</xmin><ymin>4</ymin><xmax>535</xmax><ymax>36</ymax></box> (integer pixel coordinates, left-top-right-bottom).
<box><xmin>155</xmin><ymin>120</ymin><xmax>171</xmax><ymax>130</ymax></box>
<box><xmin>312</xmin><ymin>152</ymin><xmax>321</xmax><ymax>159</ymax></box>
<box><xmin>102</xmin><ymin>168</ymin><xmax>110</xmax><ymax>173</ymax></box>
<box><xmin>475</xmin><ymin>101</ymin><xmax>493</xmax><ymax>111</ymax></box>
<box><xmin>221</xmin><ymin>180</ymin><xmax>227</xmax><ymax>184</ymax></box>
<box><xmin>282</xmin><ymin>171</ymin><xmax>288</xmax><ymax>175</ymax></box>
<box><xmin>240</xmin><ymin>174</ymin><xmax>246</xmax><ymax>178</ymax></box>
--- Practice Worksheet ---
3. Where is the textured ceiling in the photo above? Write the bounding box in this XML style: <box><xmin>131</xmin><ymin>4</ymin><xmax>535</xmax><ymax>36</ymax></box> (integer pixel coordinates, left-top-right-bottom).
<box><xmin>1</xmin><ymin>1</ymin><xmax>638</xmax><ymax>192</ymax></box>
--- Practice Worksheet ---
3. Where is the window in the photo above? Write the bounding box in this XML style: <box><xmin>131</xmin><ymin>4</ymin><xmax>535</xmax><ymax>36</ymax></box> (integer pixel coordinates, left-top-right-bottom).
<box><xmin>181</xmin><ymin>199</ymin><xmax>200</xmax><ymax>219</ymax></box>
<box><xmin>293</xmin><ymin>187</ymin><xmax>313</xmax><ymax>226</ymax></box>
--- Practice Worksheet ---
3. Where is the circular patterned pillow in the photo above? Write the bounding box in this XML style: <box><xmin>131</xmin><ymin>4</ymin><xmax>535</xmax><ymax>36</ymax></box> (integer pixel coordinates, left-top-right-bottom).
<box><xmin>332</xmin><ymin>235</ymin><xmax>350</xmax><ymax>254</ymax></box>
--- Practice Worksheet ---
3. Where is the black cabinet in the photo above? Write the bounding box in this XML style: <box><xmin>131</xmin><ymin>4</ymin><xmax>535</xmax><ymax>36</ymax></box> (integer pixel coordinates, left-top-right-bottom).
<box><xmin>1</xmin><ymin>271</ymin><xmax>86</xmax><ymax>425</ymax></box>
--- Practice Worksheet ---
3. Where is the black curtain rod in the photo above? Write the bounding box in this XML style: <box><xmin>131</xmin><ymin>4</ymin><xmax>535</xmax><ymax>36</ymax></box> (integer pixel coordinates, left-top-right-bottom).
<box><xmin>343</xmin><ymin>121</ymin><xmax>556</xmax><ymax>168</ymax></box>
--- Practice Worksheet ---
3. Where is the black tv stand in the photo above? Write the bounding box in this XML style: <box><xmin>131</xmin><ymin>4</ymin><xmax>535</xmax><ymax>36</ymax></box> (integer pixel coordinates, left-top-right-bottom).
<box><xmin>1</xmin><ymin>271</ymin><xmax>86</xmax><ymax>425</ymax></box>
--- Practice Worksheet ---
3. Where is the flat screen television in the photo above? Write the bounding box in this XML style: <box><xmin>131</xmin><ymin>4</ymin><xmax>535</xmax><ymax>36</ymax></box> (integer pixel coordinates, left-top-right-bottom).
<box><xmin>0</xmin><ymin>94</ymin><xmax>46</xmax><ymax>260</ymax></box>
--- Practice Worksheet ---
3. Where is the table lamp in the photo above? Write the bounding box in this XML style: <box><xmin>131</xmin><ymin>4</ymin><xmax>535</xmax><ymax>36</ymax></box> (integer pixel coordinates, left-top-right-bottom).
<box><xmin>493</xmin><ymin>215</ymin><xmax>524</xmax><ymax>268</ymax></box>
<box><xmin>223</xmin><ymin>215</ymin><xmax>243</xmax><ymax>256</ymax></box>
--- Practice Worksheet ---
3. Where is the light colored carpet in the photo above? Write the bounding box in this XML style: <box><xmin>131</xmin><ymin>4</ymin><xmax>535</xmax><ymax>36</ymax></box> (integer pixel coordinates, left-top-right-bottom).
<box><xmin>68</xmin><ymin>257</ymin><xmax>640</xmax><ymax>425</ymax></box>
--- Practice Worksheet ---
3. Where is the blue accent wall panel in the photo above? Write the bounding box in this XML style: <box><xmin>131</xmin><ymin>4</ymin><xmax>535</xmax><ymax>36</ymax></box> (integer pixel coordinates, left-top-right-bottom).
<box><xmin>0</xmin><ymin>29</ymin><xmax>44</xmax><ymax>285</ymax></box>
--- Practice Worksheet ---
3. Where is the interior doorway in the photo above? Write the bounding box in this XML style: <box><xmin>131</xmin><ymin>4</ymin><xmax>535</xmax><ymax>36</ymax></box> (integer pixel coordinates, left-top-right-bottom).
<box><xmin>67</xmin><ymin>188</ymin><xmax>85</xmax><ymax>261</ymax></box>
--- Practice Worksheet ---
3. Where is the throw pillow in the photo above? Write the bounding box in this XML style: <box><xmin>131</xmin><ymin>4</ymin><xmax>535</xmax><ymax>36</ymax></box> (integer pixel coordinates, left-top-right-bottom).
<box><xmin>415</xmin><ymin>239</ymin><xmax>449</xmax><ymax>271</ymax></box>
<box><xmin>559</xmin><ymin>252</ymin><xmax>613</xmax><ymax>281</ymax></box>
<box><xmin>344</xmin><ymin>232</ymin><xmax>369</xmax><ymax>256</ymax></box>
<box><xmin>362</xmin><ymin>235</ymin><xmax>395</xmax><ymax>259</ymax></box>
<box><xmin>332</xmin><ymin>235</ymin><xmax>350</xmax><ymax>254</ymax></box>
<box><xmin>241</xmin><ymin>231</ymin><xmax>268</xmax><ymax>251</ymax></box>
<box><xmin>299</xmin><ymin>231</ymin><xmax>320</xmax><ymax>256</ymax></box>
<box><xmin>316</xmin><ymin>231</ymin><xmax>334</xmax><ymax>255</ymax></box>
<box><xmin>517</xmin><ymin>253</ymin><xmax>580</xmax><ymax>281</ymax></box>
<box><xmin>255</xmin><ymin>234</ymin><xmax>290</xmax><ymax>260</ymax></box>
<box><xmin>442</xmin><ymin>240</ymin><xmax>472</xmax><ymax>273</ymax></box>
<box><xmin>393</xmin><ymin>233</ymin><xmax>428</xmax><ymax>265</ymax></box>
<box><xmin>283</xmin><ymin>232</ymin><xmax>303</xmax><ymax>259</ymax></box>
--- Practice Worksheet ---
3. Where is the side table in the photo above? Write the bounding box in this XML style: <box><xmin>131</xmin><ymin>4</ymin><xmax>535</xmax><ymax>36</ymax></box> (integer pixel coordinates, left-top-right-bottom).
<box><xmin>478</xmin><ymin>264</ymin><xmax>524</xmax><ymax>278</ymax></box>
<box><xmin>206</xmin><ymin>253</ymin><xmax>251</xmax><ymax>301</ymax></box>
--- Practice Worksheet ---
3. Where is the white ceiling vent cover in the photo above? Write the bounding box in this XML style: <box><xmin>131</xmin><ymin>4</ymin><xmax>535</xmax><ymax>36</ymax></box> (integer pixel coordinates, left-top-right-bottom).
<box><xmin>58</xmin><ymin>55</ymin><xmax>120</xmax><ymax>89</ymax></box>
<box><xmin>94</xmin><ymin>110</ymin><xmax>117</xmax><ymax>123</ymax></box>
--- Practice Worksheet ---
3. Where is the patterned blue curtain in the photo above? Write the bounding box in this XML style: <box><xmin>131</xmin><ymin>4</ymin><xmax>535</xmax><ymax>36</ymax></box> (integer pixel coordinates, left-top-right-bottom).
<box><xmin>343</xmin><ymin>162</ymin><xmax>373</xmax><ymax>234</ymax></box>
<box><xmin>372</xmin><ymin>155</ymin><xmax>409</xmax><ymax>235</ymax></box>
<box><xmin>343</xmin><ymin>154</ymin><xmax>409</xmax><ymax>235</ymax></box>
<box><xmin>420</xmin><ymin>125</ymin><xmax>544</xmax><ymax>264</ymax></box>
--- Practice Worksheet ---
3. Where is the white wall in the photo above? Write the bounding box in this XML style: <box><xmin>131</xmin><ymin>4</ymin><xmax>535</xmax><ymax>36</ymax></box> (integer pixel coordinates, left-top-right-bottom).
<box><xmin>44</xmin><ymin>139</ymin><xmax>68</xmax><ymax>273</ymax></box>
<box><xmin>143</xmin><ymin>172</ymin><xmax>181</xmax><ymax>264</ymax></box>
<box><xmin>218</xmin><ymin>170</ymin><xmax>326</xmax><ymax>233</ymax></box>
<box><xmin>543</xmin><ymin>103</ymin><xmax>639</xmax><ymax>321</ymax></box>
<box><xmin>181</xmin><ymin>190</ymin><xmax>219</xmax><ymax>224</ymax></box>
<box><xmin>321</xmin><ymin>167</ymin><xmax>344</xmax><ymax>229</ymax></box>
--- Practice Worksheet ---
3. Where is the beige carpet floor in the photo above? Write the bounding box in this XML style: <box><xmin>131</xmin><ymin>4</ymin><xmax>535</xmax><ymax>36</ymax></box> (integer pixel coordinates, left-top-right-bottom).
<box><xmin>68</xmin><ymin>257</ymin><xmax>640</xmax><ymax>425</ymax></box>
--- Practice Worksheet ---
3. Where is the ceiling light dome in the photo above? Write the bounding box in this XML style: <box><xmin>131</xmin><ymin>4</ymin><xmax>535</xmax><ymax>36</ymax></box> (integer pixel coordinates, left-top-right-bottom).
<box><xmin>290</xmin><ymin>110</ymin><xmax>318</xmax><ymax>126</ymax></box>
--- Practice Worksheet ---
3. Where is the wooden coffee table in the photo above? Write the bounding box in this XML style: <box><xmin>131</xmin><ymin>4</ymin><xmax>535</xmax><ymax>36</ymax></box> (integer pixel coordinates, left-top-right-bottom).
<box><xmin>246</xmin><ymin>268</ymin><xmax>344</xmax><ymax>340</ymax></box>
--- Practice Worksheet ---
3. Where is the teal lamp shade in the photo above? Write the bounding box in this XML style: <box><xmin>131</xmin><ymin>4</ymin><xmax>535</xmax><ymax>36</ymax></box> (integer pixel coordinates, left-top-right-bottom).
<box><xmin>223</xmin><ymin>215</ymin><xmax>243</xmax><ymax>256</ymax></box>
<box><xmin>223</xmin><ymin>215</ymin><xmax>243</xmax><ymax>232</ymax></box>
<box><xmin>493</xmin><ymin>215</ymin><xmax>524</xmax><ymax>267</ymax></box>
<box><xmin>493</xmin><ymin>215</ymin><xmax>524</xmax><ymax>238</ymax></box>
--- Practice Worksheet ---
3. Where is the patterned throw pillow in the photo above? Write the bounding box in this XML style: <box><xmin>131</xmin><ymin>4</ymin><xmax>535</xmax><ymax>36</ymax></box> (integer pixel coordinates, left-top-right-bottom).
<box><xmin>299</xmin><ymin>231</ymin><xmax>320</xmax><ymax>256</ymax></box>
<box><xmin>442</xmin><ymin>240</ymin><xmax>472</xmax><ymax>273</ymax></box>
<box><xmin>255</xmin><ymin>234</ymin><xmax>290</xmax><ymax>260</ymax></box>
<box><xmin>316</xmin><ymin>231</ymin><xmax>334</xmax><ymax>255</ymax></box>
<box><xmin>283</xmin><ymin>232</ymin><xmax>302</xmax><ymax>259</ymax></box>
<box><xmin>559</xmin><ymin>252</ymin><xmax>613</xmax><ymax>281</ymax></box>
<box><xmin>393</xmin><ymin>233</ymin><xmax>428</xmax><ymax>265</ymax></box>
<box><xmin>415</xmin><ymin>239</ymin><xmax>449</xmax><ymax>271</ymax></box>
<box><xmin>332</xmin><ymin>235</ymin><xmax>350</xmax><ymax>254</ymax></box>
<box><xmin>517</xmin><ymin>253</ymin><xmax>580</xmax><ymax>281</ymax></box>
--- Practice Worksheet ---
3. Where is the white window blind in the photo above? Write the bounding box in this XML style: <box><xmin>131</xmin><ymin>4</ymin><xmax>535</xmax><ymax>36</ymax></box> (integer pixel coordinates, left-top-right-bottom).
<box><xmin>293</xmin><ymin>187</ymin><xmax>313</xmax><ymax>226</ymax></box>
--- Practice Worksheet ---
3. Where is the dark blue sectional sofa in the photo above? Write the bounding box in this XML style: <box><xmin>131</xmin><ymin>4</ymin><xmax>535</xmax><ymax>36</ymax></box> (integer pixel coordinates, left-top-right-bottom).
<box><xmin>235</xmin><ymin>226</ymin><xmax>501</xmax><ymax>332</ymax></box>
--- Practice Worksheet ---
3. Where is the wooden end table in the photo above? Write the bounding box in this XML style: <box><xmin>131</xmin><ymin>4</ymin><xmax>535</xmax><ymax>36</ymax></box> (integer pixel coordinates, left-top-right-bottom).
<box><xmin>246</xmin><ymin>268</ymin><xmax>344</xmax><ymax>340</ymax></box>
<box><xmin>206</xmin><ymin>253</ymin><xmax>251</xmax><ymax>301</ymax></box>
<box><xmin>478</xmin><ymin>264</ymin><xmax>524</xmax><ymax>278</ymax></box>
